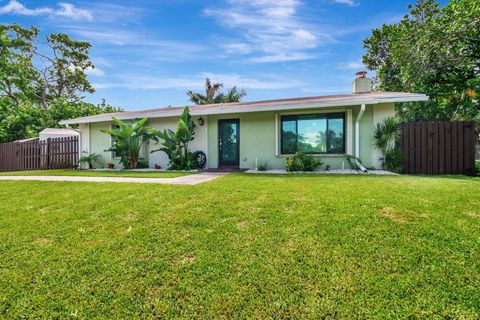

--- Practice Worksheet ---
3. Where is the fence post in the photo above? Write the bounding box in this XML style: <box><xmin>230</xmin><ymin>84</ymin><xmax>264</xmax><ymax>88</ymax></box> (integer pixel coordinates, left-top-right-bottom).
<box><xmin>46</xmin><ymin>138</ymin><xmax>51</xmax><ymax>169</ymax></box>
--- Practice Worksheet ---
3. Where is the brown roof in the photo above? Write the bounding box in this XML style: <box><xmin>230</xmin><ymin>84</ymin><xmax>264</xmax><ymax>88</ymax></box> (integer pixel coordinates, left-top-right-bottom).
<box><xmin>61</xmin><ymin>91</ymin><xmax>428</xmax><ymax>125</ymax></box>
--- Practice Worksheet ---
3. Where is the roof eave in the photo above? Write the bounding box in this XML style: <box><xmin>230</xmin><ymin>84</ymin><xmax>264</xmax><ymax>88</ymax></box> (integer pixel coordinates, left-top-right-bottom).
<box><xmin>60</xmin><ymin>94</ymin><xmax>428</xmax><ymax>125</ymax></box>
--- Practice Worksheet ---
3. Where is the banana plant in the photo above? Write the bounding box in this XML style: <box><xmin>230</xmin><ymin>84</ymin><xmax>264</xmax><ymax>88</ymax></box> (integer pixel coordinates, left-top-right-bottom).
<box><xmin>101</xmin><ymin>117</ymin><xmax>159</xmax><ymax>169</ymax></box>
<box><xmin>151</xmin><ymin>107</ymin><xmax>196</xmax><ymax>170</ymax></box>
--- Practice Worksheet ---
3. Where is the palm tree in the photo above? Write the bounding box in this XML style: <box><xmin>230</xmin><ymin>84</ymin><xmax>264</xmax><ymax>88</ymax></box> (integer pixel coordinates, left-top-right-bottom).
<box><xmin>373</xmin><ymin>116</ymin><xmax>401</xmax><ymax>169</ymax></box>
<box><xmin>187</xmin><ymin>78</ymin><xmax>246</xmax><ymax>105</ymax></box>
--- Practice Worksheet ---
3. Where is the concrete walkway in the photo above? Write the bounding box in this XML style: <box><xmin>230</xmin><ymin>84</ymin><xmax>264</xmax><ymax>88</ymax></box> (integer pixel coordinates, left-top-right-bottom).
<box><xmin>0</xmin><ymin>172</ymin><xmax>228</xmax><ymax>185</ymax></box>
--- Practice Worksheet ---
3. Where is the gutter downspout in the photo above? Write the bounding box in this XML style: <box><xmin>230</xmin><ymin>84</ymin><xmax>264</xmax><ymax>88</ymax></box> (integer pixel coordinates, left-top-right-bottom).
<box><xmin>355</xmin><ymin>104</ymin><xmax>368</xmax><ymax>172</ymax></box>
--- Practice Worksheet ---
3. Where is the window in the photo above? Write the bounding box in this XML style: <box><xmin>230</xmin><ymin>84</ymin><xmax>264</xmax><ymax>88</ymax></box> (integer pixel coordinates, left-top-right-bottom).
<box><xmin>280</xmin><ymin>113</ymin><xmax>345</xmax><ymax>154</ymax></box>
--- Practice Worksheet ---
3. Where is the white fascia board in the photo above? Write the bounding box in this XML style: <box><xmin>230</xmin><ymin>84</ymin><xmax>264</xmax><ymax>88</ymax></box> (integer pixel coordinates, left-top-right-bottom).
<box><xmin>60</xmin><ymin>94</ymin><xmax>428</xmax><ymax>125</ymax></box>
<box><xmin>187</xmin><ymin>95</ymin><xmax>428</xmax><ymax>117</ymax></box>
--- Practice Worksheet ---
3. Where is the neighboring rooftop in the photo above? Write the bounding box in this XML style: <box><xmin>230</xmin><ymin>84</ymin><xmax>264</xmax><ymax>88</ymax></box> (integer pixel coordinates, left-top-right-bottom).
<box><xmin>39</xmin><ymin>128</ymin><xmax>80</xmax><ymax>136</ymax></box>
<box><xmin>60</xmin><ymin>91</ymin><xmax>428</xmax><ymax>125</ymax></box>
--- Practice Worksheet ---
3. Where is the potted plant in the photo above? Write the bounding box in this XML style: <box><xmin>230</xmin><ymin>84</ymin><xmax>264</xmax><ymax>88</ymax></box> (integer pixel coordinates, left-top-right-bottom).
<box><xmin>107</xmin><ymin>162</ymin><xmax>115</xmax><ymax>169</ymax></box>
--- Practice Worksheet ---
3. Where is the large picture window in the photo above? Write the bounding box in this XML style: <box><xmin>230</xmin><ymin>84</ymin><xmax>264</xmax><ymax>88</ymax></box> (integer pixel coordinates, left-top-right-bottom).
<box><xmin>280</xmin><ymin>113</ymin><xmax>345</xmax><ymax>154</ymax></box>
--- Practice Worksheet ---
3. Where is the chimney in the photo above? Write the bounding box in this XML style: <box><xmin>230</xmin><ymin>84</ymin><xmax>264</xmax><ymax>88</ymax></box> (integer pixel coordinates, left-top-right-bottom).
<box><xmin>352</xmin><ymin>71</ymin><xmax>371</xmax><ymax>94</ymax></box>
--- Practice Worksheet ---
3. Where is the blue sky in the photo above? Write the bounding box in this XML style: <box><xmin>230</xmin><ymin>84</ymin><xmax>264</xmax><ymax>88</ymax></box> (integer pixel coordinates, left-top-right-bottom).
<box><xmin>1</xmin><ymin>0</ymin><xmax>421</xmax><ymax>110</ymax></box>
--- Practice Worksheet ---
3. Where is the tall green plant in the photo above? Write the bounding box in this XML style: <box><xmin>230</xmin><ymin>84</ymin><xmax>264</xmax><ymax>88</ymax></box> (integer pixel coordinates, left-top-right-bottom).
<box><xmin>151</xmin><ymin>107</ymin><xmax>197</xmax><ymax>170</ymax></box>
<box><xmin>373</xmin><ymin>116</ymin><xmax>401</xmax><ymax>171</ymax></box>
<box><xmin>101</xmin><ymin>117</ymin><xmax>158</xmax><ymax>169</ymax></box>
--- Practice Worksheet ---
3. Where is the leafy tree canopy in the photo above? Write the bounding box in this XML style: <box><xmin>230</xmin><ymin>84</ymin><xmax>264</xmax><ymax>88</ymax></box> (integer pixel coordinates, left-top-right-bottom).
<box><xmin>0</xmin><ymin>24</ymin><xmax>122</xmax><ymax>142</ymax></box>
<box><xmin>0</xmin><ymin>97</ymin><xmax>122</xmax><ymax>143</ymax></box>
<box><xmin>187</xmin><ymin>78</ymin><xmax>246</xmax><ymax>105</ymax></box>
<box><xmin>363</xmin><ymin>0</ymin><xmax>480</xmax><ymax>121</ymax></box>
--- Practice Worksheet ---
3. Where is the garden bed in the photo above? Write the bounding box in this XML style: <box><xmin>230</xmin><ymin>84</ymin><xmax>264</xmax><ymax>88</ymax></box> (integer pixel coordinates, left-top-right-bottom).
<box><xmin>246</xmin><ymin>169</ymin><xmax>397</xmax><ymax>175</ymax></box>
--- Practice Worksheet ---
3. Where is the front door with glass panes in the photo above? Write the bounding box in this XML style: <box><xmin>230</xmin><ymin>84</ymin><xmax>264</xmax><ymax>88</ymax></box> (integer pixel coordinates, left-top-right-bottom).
<box><xmin>218</xmin><ymin>119</ymin><xmax>240</xmax><ymax>166</ymax></box>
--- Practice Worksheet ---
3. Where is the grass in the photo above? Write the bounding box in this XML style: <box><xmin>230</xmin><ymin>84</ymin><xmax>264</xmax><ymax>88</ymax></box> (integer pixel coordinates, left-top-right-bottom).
<box><xmin>0</xmin><ymin>174</ymin><xmax>479</xmax><ymax>318</ymax></box>
<box><xmin>0</xmin><ymin>169</ymin><xmax>192</xmax><ymax>178</ymax></box>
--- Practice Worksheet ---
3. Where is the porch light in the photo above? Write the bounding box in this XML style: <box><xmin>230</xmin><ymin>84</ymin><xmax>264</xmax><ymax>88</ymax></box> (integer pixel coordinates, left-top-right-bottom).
<box><xmin>198</xmin><ymin>117</ymin><xmax>205</xmax><ymax>126</ymax></box>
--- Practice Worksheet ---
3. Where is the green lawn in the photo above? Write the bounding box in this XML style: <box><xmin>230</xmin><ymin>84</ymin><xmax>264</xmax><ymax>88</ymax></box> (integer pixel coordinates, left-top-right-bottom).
<box><xmin>0</xmin><ymin>169</ymin><xmax>192</xmax><ymax>178</ymax></box>
<box><xmin>0</xmin><ymin>174</ymin><xmax>479</xmax><ymax>318</ymax></box>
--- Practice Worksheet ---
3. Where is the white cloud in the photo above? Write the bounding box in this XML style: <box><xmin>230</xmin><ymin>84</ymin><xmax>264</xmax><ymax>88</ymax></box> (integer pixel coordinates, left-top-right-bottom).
<box><xmin>222</xmin><ymin>42</ymin><xmax>252</xmax><ymax>54</ymax></box>
<box><xmin>0</xmin><ymin>0</ymin><xmax>51</xmax><ymax>15</ymax></box>
<box><xmin>204</xmin><ymin>0</ymin><xmax>320</xmax><ymax>63</ymax></box>
<box><xmin>338</xmin><ymin>61</ymin><xmax>364</xmax><ymax>69</ymax></box>
<box><xmin>0</xmin><ymin>0</ymin><xmax>93</xmax><ymax>21</ymax></box>
<box><xmin>93</xmin><ymin>72</ymin><xmax>305</xmax><ymax>91</ymax></box>
<box><xmin>86</xmin><ymin>67</ymin><xmax>105</xmax><ymax>77</ymax></box>
<box><xmin>65</xmin><ymin>27</ymin><xmax>208</xmax><ymax>62</ymax></box>
<box><xmin>55</xmin><ymin>3</ymin><xmax>92</xmax><ymax>21</ymax></box>
<box><xmin>332</xmin><ymin>0</ymin><xmax>358</xmax><ymax>7</ymax></box>
<box><xmin>250</xmin><ymin>53</ymin><xmax>316</xmax><ymax>63</ymax></box>
<box><xmin>200</xmin><ymin>72</ymin><xmax>305</xmax><ymax>90</ymax></box>
<box><xmin>292</xmin><ymin>29</ymin><xmax>316</xmax><ymax>44</ymax></box>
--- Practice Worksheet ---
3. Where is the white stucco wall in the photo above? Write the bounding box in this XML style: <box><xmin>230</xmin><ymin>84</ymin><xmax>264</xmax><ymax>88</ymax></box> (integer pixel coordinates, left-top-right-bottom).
<box><xmin>79</xmin><ymin>123</ymin><xmax>90</xmax><ymax>155</ymax></box>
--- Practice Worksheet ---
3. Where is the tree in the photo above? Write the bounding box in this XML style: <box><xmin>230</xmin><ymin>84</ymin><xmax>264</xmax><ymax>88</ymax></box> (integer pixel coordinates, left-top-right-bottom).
<box><xmin>1</xmin><ymin>24</ymin><xmax>96</xmax><ymax>110</ymax></box>
<box><xmin>0</xmin><ymin>24</ymin><xmax>122</xmax><ymax>142</ymax></box>
<box><xmin>0</xmin><ymin>24</ymin><xmax>38</xmax><ymax>106</ymax></box>
<box><xmin>0</xmin><ymin>98</ymin><xmax>43</xmax><ymax>142</ymax></box>
<box><xmin>187</xmin><ymin>78</ymin><xmax>246</xmax><ymax>105</ymax></box>
<box><xmin>152</xmin><ymin>107</ymin><xmax>197</xmax><ymax>170</ymax></box>
<box><xmin>363</xmin><ymin>0</ymin><xmax>480</xmax><ymax>121</ymax></box>
<box><xmin>0</xmin><ymin>97</ymin><xmax>123</xmax><ymax>143</ymax></box>
<box><xmin>101</xmin><ymin>117</ymin><xmax>158</xmax><ymax>169</ymax></box>
<box><xmin>33</xmin><ymin>33</ymin><xmax>95</xmax><ymax>111</ymax></box>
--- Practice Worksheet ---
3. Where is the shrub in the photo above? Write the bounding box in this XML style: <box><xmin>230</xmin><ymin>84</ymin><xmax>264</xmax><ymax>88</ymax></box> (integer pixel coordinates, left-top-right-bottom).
<box><xmin>383</xmin><ymin>148</ymin><xmax>403</xmax><ymax>173</ymax></box>
<box><xmin>257</xmin><ymin>161</ymin><xmax>268</xmax><ymax>171</ymax></box>
<box><xmin>285</xmin><ymin>152</ymin><xmax>322</xmax><ymax>172</ymax></box>
<box><xmin>345</xmin><ymin>154</ymin><xmax>362</xmax><ymax>171</ymax></box>
<box><xmin>136</xmin><ymin>160</ymin><xmax>149</xmax><ymax>169</ymax></box>
<box><xmin>79</xmin><ymin>153</ymin><xmax>101</xmax><ymax>169</ymax></box>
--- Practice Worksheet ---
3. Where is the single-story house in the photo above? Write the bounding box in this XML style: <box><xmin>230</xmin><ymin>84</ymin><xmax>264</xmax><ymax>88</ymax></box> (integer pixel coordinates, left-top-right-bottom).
<box><xmin>60</xmin><ymin>73</ymin><xmax>428</xmax><ymax>170</ymax></box>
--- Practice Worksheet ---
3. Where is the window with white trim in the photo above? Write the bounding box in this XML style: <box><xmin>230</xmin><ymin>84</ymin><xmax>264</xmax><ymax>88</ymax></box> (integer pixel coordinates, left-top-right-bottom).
<box><xmin>280</xmin><ymin>113</ymin><xmax>345</xmax><ymax>154</ymax></box>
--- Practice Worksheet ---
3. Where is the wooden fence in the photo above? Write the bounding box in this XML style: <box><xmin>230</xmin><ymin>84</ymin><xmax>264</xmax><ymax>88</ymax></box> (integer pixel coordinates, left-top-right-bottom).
<box><xmin>399</xmin><ymin>121</ymin><xmax>476</xmax><ymax>175</ymax></box>
<box><xmin>0</xmin><ymin>136</ymin><xmax>79</xmax><ymax>172</ymax></box>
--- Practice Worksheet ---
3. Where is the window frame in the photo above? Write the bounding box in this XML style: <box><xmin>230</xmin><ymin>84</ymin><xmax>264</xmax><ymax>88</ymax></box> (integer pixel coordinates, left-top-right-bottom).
<box><xmin>280</xmin><ymin>112</ymin><xmax>346</xmax><ymax>155</ymax></box>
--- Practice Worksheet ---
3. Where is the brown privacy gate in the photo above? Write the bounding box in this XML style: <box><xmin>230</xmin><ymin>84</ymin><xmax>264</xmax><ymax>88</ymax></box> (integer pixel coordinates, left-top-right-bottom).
<box><xmin>0</xmin><ymin>137</ymin><xmax>79</xmax><ymax>172</ymax></box>
<box><xmin>399</xmin><ymin>121</ymin><xmax>476</xmax><ymax>175</ymax></box>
